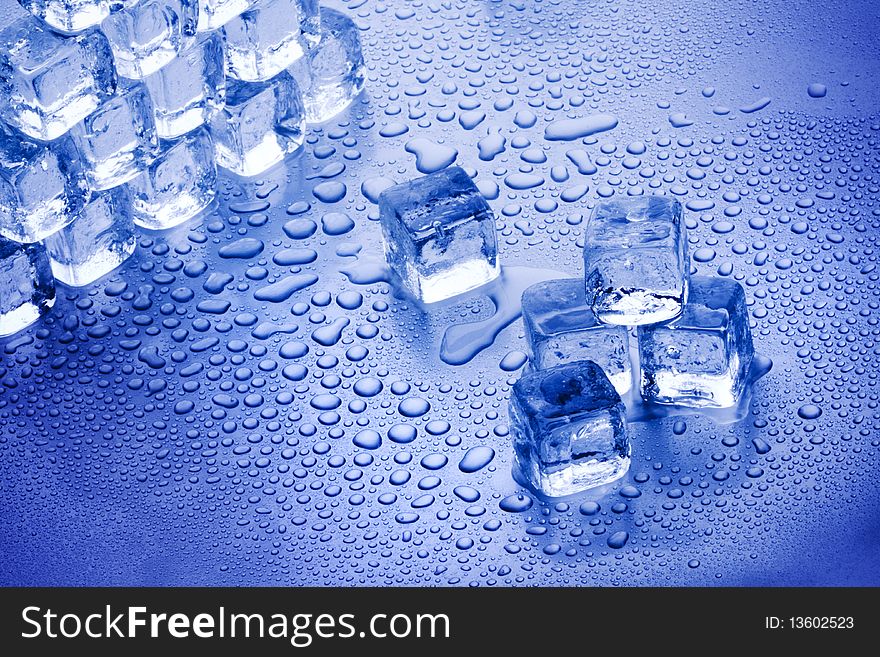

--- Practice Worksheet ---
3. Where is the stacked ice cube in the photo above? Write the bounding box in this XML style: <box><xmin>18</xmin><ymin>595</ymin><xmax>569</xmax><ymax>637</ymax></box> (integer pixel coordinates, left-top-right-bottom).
<box><xmin>374</xmin><ymin>174</ymin><xmax>754</xmax><ymax>497</ymax></box>
<box><xmin>512</xmin><ymin>196</ymin><xmax>755</xmax><ymax>497</ymax></box>
<box><xmin>0</xmin><ymin>0</ymin><xmax>366</xmax><ymax>336</ymax></box>
<box><xmin>374</xmin><ymin>176</ymin><xmax>755</xmax><ymax>496</ymax></box>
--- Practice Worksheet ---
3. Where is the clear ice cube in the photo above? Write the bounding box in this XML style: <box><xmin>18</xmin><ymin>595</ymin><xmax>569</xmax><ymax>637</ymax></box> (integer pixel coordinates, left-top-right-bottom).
<box><xmin>69</xmin><ymin>80</ymin><xmax>160</xmax><ymax>190</ymax></box>
<box><xmin>101</xmin><ymin>0</ymin><xmax>199</xmax><ymax>79</ymax></box>
<box><xmin>17</xmin><ymin>0</ymin><xmax>111</xmax><ymax>35</ymax></box>
<box><xmin>510</xmin><ymin>360</ymin><xmax>631</xmax><ymax>497</ymax></box>
<box><xmin>223</xmin><ymin>0</ymin><xmax>319</xmax><ymax>82</ymax></box>
<box><xmin>521</xmin><ymin>278</ymin><xmax>633</xmax><ymax>395</ymax></box>
<box><xmin>196</xmin><ymin>0</ymin><xmax>251</xmax><ymax>32</ymax></box>
<box><xmin>287</xmin><ymin>6</ymin><xmax>364</xmax><ymax>123</ymax></box>
<box><xmin>128</xmin><ymin>126</ymin><xmax>217</xmax><ymax>230</ymax></box>
<box><xmin>0</xmin><ymin>237</ymin><xmax>55</xmax><ymax>337</ymax></box>
<box><xmin>584</xmin><ymin>196</ymin><xmax>688</xmax><ymax>326</ymax></box>
<box><xmin>638</xmin><ymin>276</ymin><xmax>754</xmax><ymax>408</ymax></box>
<box><xmin>209</xmin><ymin>73</ymin><xmax>305</xmax><ymax>177</ymax></box>
<box><xmin>43</xmin><ymin>185</ymin><xmax>136</xmax><ymax>287</ymax></box>
<box><xmin>378</xmin><ymin>166</ymin><xmax>499</xmax><ymax>304</ymax></box>
<box><xmin>0</xmin><ymin>16</ymin><xmax>117</xmax><ymax>141</ymax></box>
<box><xmin>0</xmin><ymin>123</ymin><xmax>86</xmax><ymax>243</ymax></box>
<box><xmin>142</xmin><ymin>32</ymin><xmax>225</xmax><ymax>139</ymax></box>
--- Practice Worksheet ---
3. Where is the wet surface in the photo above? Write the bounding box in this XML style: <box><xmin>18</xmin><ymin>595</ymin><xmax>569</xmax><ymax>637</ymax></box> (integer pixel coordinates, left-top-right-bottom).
<box><xmin>1</xmin><ymin>0</ymin><xmax>880</xmax><ymax>585</ymax></box>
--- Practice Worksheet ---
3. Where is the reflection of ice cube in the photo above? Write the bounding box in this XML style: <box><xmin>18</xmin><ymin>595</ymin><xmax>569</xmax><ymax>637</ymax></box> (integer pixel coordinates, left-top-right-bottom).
<box><xmin>196</xmin><ymin>0</ymin><xmax>251</xmax><ymax>32</ymax></box>
<box><xmin>43</xmin><ymin>186</ymin><xmax>136</xmax><ymax>287</ymax></box>
<box><xmin>223</xmin><ymin>0</ymin><xmax>319</xmax><ymax>82</ymax></box>
<box><xmin>288</xmin><ymin>6</ymin><xmax>364</xmax><ymax>123</ymax></box>
<box><xmin>0</xmin><ymin>123</ymin><xmax>85</xmax><ymax>243</ymax></box>
<box><xmin>378</xmin><ymin>166</ymin><xmax>498</xmax><ymax>304</ymax></box>
<box><xmin>101</xmin><ymin>0</ymin><xmax>199</xmax><ymax>79</ymax></box>
<box><xmin>638</xmin><ymin>277</ymin><xmax>754</xmax><ymax>408</ymax></box>
<box><xmin>17</xmin><ymin>0</ymin><xmax>111</xmax><ymax>35</ymax></box>
<box><xmin>0</xmin><ymin>237</ymin><xmax>55</xmax><ymax>337</ymax></box>
<box><xmin>584</xmin><ymin>196</ymin><xmax>688</xmax><ymax>326</ymax></box>
<box><xmin>70</xmin><ymin>81</ymin><xmax>160</xmax><ymax>190</ymax></box>
<box><xmin>128</xmin><ymin>127</ymin><xmax>217</xmax><ymax>230</ymax></box>
<box><xmin>522</xmin><ymin>279</ymin><xmax>632</xmax><ymax>395</ymax></box>
<box><xmin>142</xmin><ymin>33</ymin><xmax>225</xmax><ymax>139</ymax></box>
<box><xmin>0</xmin><ymin>17</ymin><xmax>116</xmax><ymax>141</ymax></box>
<box><xmin>510</xmin><ymin>360</ymin><xmax>630</xmax><ymax>497</ymax></box>
<box><xmin>209</xmin><ymin>73</ymin><xmax>305</xmax><ymax>177</ymax></box>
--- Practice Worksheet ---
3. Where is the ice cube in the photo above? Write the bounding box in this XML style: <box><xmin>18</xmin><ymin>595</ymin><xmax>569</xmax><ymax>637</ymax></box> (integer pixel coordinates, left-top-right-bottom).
<box><xmin>584</xmin><ymin>196</ymin><xmax>688</xmax><ymax>326</ymax></box>
<box><xmin>128</xmin><ymin>126</ymin><xmax>217</xmax><ymax>230</ymax></box>
<box><xmin>521</xmin><ymin>278</ymin><xmax>632</xmax><ymax>395</ymax></box>
<box><xmin>43</xmin><ymin>186</ymin><xmax>136</xmax><ymax>287</ymax></box>
<box><xmin>209</xmin><ymin>73</ymin><xmax>305</xmax><ymax>177</ymax></box>
<box><xmin>197</xmin><ymin>0</ymin><xmax>251</xmax><ymax>31</ymax></box>
<box><xmin>638</xmin><ymin>276</ymin><xmax>754</xmax><ymax>408</ymax></box>
<box><xmin>378</xmin><ymin>166</ymin><xmax>499</xmax><ymax>304</ymax></box>
<box><xmin>510</xmin><ymin>360</ymin><xmax>630</xmax><ymax>497</ymax></box>
<box><xmin>101</xmin><ymin>0</ymin><xmax>199</xmax><ymax>79</ymax></box>
<box><xmin>69</xmin><ymin>80</ymin><xmax>160</xmax><ymax>190</ymax></box>
<box><xmin>287</xmin><ymin>6</ymin><xmax>364</xmax><ymax>123</ymax></box>
<box><xmin>0</xmin><ymin>237</ymin><xmax>55</xmax><ymax>337</ymax></box>
<box><xmin>0</xmin><ymin>16</ymin><xmax>116</xmax><ymax>141</ymax></box>
<box><xmin>0</xmin><ymin>123</ymin><xmax>86</xmax><ymax>243</ymax></box>
<box><xmin>223</xmin><ymin>0</ymin><xmax>319</xmax><ymax>82</ymax></box>
<box><xmin>142</xmin><ymin>32</ymin><xmax>225</xmax><ymax>139</ymax></box>
<box><xmin>16</xmin><ymin>0</ymin><xmax>111</xmax><ymax>35</ymax></box>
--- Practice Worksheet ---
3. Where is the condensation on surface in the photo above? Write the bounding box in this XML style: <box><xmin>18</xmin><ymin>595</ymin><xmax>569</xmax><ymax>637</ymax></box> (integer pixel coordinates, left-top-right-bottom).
<box><xmin>1</xmin><ymin>0</ymin><xmax>879</xmax><ymax>586</ymax></box>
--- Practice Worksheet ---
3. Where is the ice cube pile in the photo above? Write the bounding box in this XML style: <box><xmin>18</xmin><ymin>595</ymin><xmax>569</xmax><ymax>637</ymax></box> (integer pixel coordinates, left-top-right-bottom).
<box><xmin>375</xmin><ymin>180</ymin><xmax>756</xmax><ymax>496</ymax></box>
<box><xmin>513</xmin><ymin>196</ymin><xmax>755</xmax><ymax>497</ymax></box>
<box><xmin>0</xmin><ymin>0</ymin><xmax>366</xmax><ymax>336</ymax></box>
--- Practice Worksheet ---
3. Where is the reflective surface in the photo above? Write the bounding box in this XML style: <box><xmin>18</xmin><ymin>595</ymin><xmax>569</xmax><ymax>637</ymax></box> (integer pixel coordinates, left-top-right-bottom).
<box><xmin>1</xmin><ymin>0</ymin><xmax>879</xmax><ymax>586</ymax></box>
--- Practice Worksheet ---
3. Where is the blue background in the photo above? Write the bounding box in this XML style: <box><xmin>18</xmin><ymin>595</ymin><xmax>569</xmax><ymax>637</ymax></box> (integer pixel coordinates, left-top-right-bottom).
<box><xmin>2</xmin><ymin>0</ymin><xmax>879</xmax><ymax>586</ymax></box>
